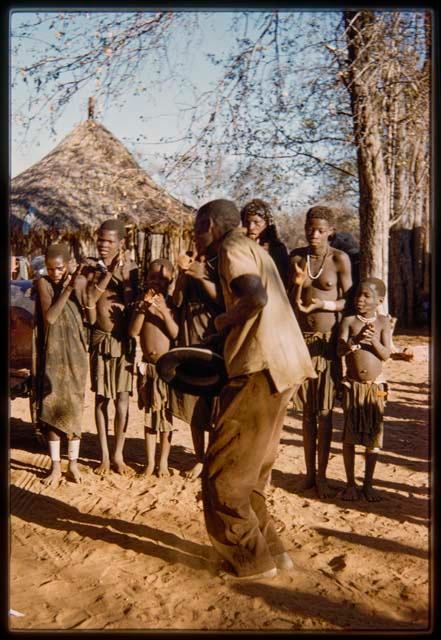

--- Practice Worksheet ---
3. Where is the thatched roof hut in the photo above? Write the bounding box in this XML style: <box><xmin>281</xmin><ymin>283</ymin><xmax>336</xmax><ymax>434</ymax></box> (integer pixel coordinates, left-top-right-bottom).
<box><xmin>10</xmin><ymin>118</ymin><xmax>195</xmax><ymax>272</ymax></box>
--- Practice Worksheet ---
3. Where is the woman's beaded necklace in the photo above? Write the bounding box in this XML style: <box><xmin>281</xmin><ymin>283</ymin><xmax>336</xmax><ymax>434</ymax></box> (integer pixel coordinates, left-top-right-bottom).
<box><xmin>306</xmin><ymin>248</ymin><xmax>329</xmax><ymax>280</ymax></box>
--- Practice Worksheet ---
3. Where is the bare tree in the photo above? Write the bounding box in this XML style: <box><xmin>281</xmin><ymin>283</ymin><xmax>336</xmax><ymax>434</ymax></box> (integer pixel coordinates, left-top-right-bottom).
<box><xmin>11</xmin><ymin>10</ymin><xmax>430</xmax><ymax>324</ymax></box>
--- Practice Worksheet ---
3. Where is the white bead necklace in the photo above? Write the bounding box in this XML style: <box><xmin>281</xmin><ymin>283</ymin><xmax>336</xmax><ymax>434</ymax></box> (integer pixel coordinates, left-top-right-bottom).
<box><xmin>356</xmin><ymin>313</ymin><xmax>377</xmax><ymax>324</ymax></box>
<box><xmin>306</xmin><ymin>249</ymin><xmax>329</xmax><ymax>280</ymax></box>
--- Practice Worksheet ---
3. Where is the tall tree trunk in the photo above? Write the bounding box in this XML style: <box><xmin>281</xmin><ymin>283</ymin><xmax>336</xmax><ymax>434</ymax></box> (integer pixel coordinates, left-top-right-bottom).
<box><xmin>344</xmin><ymin>11</ymin><xmax>390</xmax><ymax>311</ymax></box>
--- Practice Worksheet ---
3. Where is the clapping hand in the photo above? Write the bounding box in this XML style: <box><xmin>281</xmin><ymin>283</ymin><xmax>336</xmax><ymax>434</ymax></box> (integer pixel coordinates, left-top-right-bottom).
<box><xmin>297</xmin><ymin>297</ymin><xmax>323</xmax><ymax>314</ymax></box>
<box><xmin>292</xmin><ymin>261</ymin><xmax>308</xmax><ymax>287</ymax></box>
<box><xmin>357</xmin><ymin>323</ymin><xmax>376</xmax><ymax>345</ymax></box>
<box><xmin>177</xmin><ymin>252</ymin><xmax>195</xmax><ymax>271</ymax></box>
<box><xmin>109</xmin><ymin>249</ymin><xmax>130</xmax><ymax>275</ymax></box>
<box><xmin>185</xmin><ymin>255</ymin><xmax>207</xmax><ymax>280</ymax></box>
<box><xmin>149</xmin><ymin>292</ymin><xmax>168</xmax><ymax>318</ymax></box>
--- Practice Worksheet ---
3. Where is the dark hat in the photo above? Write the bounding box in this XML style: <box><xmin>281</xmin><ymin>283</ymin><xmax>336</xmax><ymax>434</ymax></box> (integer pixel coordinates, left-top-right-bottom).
<box><xmin>156</xmin><ymin>347</ymin><xmax>227</xmax><ymax>396</ymax></box>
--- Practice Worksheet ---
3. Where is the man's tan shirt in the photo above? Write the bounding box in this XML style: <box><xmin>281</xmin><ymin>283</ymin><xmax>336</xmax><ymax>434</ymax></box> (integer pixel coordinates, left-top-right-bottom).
<box><xmin>218</xmin><ymin>229</ymin><xmax>316</xmax><ymax>393</ymax></box>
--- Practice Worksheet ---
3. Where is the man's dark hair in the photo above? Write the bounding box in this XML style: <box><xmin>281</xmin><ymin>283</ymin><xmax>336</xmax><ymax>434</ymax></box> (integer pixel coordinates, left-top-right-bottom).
<box><xmin>98</xmin><ymin>218</ymin><xmax>126</xmax><ymax>240</ymax></box>
<box><xmin>360</xmin><ymin>276</ymin><xmax>386</xmax><ymax>298</ymax></box>
<box><xmin>45</xmin><ymin>243</ymin><xmax>71</xmax><ymax>262</ymax></box>
<box><xmin>305</xmin><ymin>205</ymin><xmax>335</xmax><ymax>226</ymax></box>
<box><xmin>197</xmin><ymin>199</ymin><xmax>241</xmax><ymax>234</ymax></box>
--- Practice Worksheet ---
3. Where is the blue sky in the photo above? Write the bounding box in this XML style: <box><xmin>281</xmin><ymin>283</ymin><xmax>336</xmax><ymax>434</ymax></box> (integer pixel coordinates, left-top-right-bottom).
<box><xmin>10</xmin><ymin>10</ymin><xmax>324</xmax><ymax>208</ymax></box>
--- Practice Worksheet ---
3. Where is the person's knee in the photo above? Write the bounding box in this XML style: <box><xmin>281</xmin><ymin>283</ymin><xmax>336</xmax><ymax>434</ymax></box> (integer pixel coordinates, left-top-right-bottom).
<box><xmin>95</xmin><ymin>394</ymin><xmax>109</xmax><ymax>408</ymax></box>
<box><xmin>116</xmin><ymin>392</ymin><xmax>129</xmax><ymax>409</ymax></box>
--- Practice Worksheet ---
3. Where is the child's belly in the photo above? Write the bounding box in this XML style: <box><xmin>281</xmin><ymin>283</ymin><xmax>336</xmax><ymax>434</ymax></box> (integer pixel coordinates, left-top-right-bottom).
<box><xmin>140</xmin><ymin>330</ymin><xmax>170</xmax><ymax>364</ymax></box>
<box><xmin>347</xmin><ymin>350</ymin><xmax>383</xmax><ymax>382</ymax></box>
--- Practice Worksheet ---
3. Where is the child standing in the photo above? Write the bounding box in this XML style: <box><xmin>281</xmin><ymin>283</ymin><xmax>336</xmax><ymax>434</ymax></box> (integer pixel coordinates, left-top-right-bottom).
<box><xmin>85</xmin><ymin>219</ymin><xmax>138</xmax><ymax>476</ymax></box>
<box><xmin>337</xmin><ymin>277</ymin><xmax>392</xmax><ymax>501</ymax></box>
<box><xmin>129</xmin><ymin>259</ymin><xmax>179</xmax><ymax>477</ymax></box>
<box><xmin>171</xmin><ymin>245</ymin><xmax>224</xmax><ymax>481</ymax></box>
<box><xmin>34</xmin><ymin>244</ymin><xmax>89</xmax><ymax>486</ymax></box>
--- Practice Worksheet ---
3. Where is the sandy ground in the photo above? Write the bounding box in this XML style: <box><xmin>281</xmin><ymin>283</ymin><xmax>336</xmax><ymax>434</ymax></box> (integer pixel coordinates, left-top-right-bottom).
<box><xmin>9</xmin><ymin>332</ymin><xmax>431</xmax><ymax>632</ymax></box>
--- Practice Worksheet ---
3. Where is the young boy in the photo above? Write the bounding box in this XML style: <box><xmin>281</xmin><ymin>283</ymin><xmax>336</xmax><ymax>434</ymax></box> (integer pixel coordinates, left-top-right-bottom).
<box><xmin>34</xmin><ymin>244</ymin><xmax>89</xmax><ymax>487</ymax></box>
<box><xmin>337</xmin><ymin>277</ymin><xmax>392</xmax><ymax>501</ymax></box>
<box><xmin>85</xmin><ymin>219</ymin><xmax>138</xmax><ymax>476</ymax></box>
<box><xmin>129</xmin><ymin>259</ymin><xmax>179</xmax><ymax>477</ymax></box>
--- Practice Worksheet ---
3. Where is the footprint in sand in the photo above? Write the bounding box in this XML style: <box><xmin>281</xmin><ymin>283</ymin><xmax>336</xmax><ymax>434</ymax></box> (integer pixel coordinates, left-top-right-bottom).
<box><xmin>327</xmin><ymin>554</ymin><xmax>347</xmax><ymax>572</ymax></box>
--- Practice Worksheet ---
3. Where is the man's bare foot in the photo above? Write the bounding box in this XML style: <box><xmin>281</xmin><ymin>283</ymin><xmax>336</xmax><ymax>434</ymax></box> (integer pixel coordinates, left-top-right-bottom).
<box><xmin>339</xmin><ymin>485</ymin><xmax>359</xmax><ymax>501</ymax></box>
<box><xmin>94</xmin><ymin>461</ymin><xmax>111</xmax><ymax>476</ymax></box>
<box><xmin>363</xmin><ymin>485</ymin><xmax>382</xmax><ymax>502</ymax></box>
<box><xmin>66</xmin><ymin>461</ymin><xmax>82</xmax><ymax>484</ymax></box>
<box><xmin>297</xmin><ymin>475</ymin><xmax>316</xmax><ymax>492</ymax></box>
<box><xmin>185</xmin><ymin>462</ymin><xmax>203</xmax><ymax>481</ymax></box>
<box><xmin>112</xmin><ymin>460</ymin><xmax>134</xmax><ymax>476</ymax></box>
<box><xmin>157</xmin><ymin>463</ymin><xmax>171</xmax><ymax>478</ymax></box>
<box><xmin>316</xmin><ymin>479</ymin><xmax>336</xmax><ymax>499</ymax></box>
<box><xmin>42</xmin><ymin>463</ymin><xmax>62</xmax><ymax>487</ymax></box>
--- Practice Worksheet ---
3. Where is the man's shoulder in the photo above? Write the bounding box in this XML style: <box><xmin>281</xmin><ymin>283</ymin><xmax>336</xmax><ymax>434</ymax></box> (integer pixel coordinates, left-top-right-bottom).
<box><xmin>220</xmin><ymin>229</ymin><xmax>255</xmax><ymax>255</ymax></box>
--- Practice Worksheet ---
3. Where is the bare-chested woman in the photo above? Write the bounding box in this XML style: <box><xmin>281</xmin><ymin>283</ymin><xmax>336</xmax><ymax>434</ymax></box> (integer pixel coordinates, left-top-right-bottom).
<box><xmin>288</xmin><ymin>205</ymin><xmax>352</xmax><ymax>498</ymax></box>
<box><xmin>85</xmin><ymin>219</ymin><xmax>138</xmax><ymax>476</ymax></box>
<box><xmin>129</xmin><ymin>259</ymin><xmax>178</xmax><ymax>477</ymax></box>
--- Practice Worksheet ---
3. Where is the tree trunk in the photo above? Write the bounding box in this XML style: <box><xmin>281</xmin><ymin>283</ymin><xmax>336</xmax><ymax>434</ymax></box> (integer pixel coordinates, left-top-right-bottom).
<box><xmin>344</xmin><ymin>11</ymin><xmax>390</xmax><ymax>311</ymax></box>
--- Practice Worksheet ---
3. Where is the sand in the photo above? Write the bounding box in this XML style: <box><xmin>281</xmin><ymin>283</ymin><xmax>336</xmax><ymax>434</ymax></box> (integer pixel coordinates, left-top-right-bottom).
<box><xmin>9</xmin><ymin>332</ymin><xmax>431</xmax><ymax>632</ymax></box>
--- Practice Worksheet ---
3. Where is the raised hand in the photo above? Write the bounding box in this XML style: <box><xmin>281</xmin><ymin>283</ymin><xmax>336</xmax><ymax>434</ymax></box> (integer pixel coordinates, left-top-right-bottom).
<box><xmin>297</xmin><ymin>297</ymin><xmax>324</xmax><ymax>314</ymax></box>
<box><xmin>357</xmin><ymin>322</ymin><xmax>376</xmax><ymax>344</ymax></box>
<box><xmin>149</xmin><ymin>293</ymin><xmax>168</xmax><ymax>318</ymax></box>
<box><xmin>109</xmin><ymin>250</ymin><xmax>122</xmax><ymax>273</ymax></box>
<box><xmin>185</xmin><ymin>256</ymin><xmax>207</xmax><ymax>280</ymax></box>
<box><xmin>293</xmin><ymin>260</ymin><xmax>308</xmax><ymax>286</ymax></box>
<box><xmin>177</xmin><ymin>252</ymin><xmax>195</xmax><ymax>271</ymax></box>
<box><xmin>121</xmin><ymin>249</ymin><xmax>132</xmax><ymax>280</ymax></box>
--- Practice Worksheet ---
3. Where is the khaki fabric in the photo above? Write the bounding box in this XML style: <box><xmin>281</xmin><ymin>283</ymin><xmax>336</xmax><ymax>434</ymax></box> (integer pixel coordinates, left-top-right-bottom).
<box><xmin>218</xmin><ymin>229</ymin><xmax>316</xmax><ymax>392</ymax></box>
<box><xmin>202</xmin><ymin>371</ymin><xmax>294</xmax><ymax>576</ymax></box>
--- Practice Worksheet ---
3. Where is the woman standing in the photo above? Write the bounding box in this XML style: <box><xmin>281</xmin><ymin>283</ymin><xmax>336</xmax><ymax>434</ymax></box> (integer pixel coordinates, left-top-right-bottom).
<box><xmin>240</xmin><ymin>199</ymin><xmax>290</xmax><ymax>286</ymax></box>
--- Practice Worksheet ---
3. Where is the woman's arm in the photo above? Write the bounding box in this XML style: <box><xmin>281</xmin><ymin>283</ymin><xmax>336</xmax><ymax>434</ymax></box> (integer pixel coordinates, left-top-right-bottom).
<box><xmin>37</xmin><ymin>276</ymin><xmax>73</xmax><ymax>329</ymax></box>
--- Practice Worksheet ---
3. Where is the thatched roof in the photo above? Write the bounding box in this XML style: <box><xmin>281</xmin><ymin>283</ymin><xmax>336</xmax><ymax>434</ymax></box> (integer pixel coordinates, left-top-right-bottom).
<box><xmin>10</xmin><ymin>119</ymin><xmax>195</xmax><ymax>237</ymax></box>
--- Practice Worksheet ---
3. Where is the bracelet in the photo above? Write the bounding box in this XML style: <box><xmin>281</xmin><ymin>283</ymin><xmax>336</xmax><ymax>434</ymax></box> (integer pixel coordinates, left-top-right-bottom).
<box><xmin>84</xmin><ymin>304</ymin><xmax>96</xmax><ymax>310</ymax></box>
<box><xmin>322</xmin><ymin>300</ymin><xmax>337</xmax><ymax>311</ymax></box>
<box><xmin>94</xmin><ymin>283</ymin><xmax>106</xmax><ymax>292</ymax></box>
<box><xmin>348</xmin><ymin>338</ymin><xmax>361</xmax><ymax>352</ymax></box>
